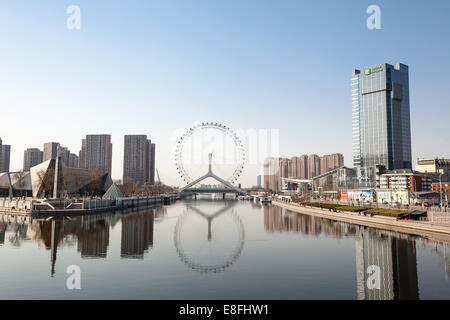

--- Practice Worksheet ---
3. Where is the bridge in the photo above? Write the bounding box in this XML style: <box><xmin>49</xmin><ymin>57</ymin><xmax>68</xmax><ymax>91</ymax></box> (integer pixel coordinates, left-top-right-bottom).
<box><xmin>180</xmin><ymin>154</ymin><xmax>247</xmax><ymax>196</ymax></box>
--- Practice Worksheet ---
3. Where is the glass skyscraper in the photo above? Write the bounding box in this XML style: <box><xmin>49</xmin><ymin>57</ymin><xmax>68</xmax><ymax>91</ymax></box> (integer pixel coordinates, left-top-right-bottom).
<box><xmin>352</xmin><ymin>63</ymin><xmax>412</xmax><ymax>170</ymax></box>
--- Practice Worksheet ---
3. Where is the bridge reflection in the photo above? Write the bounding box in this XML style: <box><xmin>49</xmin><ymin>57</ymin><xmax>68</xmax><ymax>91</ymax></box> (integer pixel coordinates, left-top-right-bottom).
<box><xmin>173</xmin><ymin>200</ymin><xmax>245</xmax><ymax>273</ymax></box>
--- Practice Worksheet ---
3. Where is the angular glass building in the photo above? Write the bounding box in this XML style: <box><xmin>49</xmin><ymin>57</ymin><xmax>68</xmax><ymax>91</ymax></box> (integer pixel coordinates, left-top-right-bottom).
<box><xmin>352</xmin><ymin>63</ymin><xmax>412</xmax><ymax>170</ymax></box>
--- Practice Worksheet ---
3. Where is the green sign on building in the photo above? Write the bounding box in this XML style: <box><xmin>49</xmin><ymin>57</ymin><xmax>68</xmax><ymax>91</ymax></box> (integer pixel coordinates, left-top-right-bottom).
<box><xmin>364</xmin><ymin>65</ymin><xmax>383</xmax><ymax>75</ymax></box>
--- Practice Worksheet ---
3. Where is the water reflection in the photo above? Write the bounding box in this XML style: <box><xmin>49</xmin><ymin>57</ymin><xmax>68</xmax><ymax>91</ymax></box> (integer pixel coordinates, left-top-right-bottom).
<box><xmin>0</xmin><ymin>202</ymin><xmax>449</xmax><ymax>299</ymax></box>
<box><xmin>0</xmin><ymin>205</ymin><xmax>166</xmax><ymax>275</ymax></box>
<box><xmin>121</xmin><ymin>212</ymin><xmax>154</xmax><ymax>259</ymax></box>
<box><xmin>174</xmin><ymin>200</ymin><xmax>245</xmax><ymax>273</ymax></box>
<box><xmin>263</xmin><ymin>205</ymin><xmax>425</xmax><ymax>300</ymax></box>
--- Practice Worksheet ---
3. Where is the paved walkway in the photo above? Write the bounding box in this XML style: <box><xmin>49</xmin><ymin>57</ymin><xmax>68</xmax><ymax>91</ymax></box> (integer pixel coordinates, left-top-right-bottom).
<box><xmin>273</xmin><ymin>201</ymin><xmax>450</xmax><ymax>241</ymax></box>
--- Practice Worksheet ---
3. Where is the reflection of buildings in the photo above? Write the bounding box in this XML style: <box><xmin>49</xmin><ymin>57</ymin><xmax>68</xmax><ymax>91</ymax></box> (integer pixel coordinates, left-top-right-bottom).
<box><xmin>76</xmin><ymin>220</ymin><xmax>110</xmax><ymax>258</ymax></box>
<box><xmin>120</xmin><ymin>211</ymin><xmax>154</xmax><ymax>259</ymax></box>
<box><xmin>355</xmin><ymin>228</ymin><xmax>419</xmax><ymax>300</ymax></box>
<box><xmin>263</xmin><ymin>205</ymin><xmax>420</xmax><ymax>300</ymax></box>
<box><xmin>1</xmin><ymin>207</ymin><xmax>161</xmax><ymax>275</ymax></box>
<box><xmin>264</xmin><ymin>205</ymin><xmax>357</xmax><ymax>237</ymax></box>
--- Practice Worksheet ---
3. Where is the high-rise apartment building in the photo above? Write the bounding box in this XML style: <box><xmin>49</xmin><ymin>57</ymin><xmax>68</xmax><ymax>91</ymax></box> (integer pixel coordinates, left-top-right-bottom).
<box><xmin>123</xmin><ymin>135</ymin><xmax>155</xmax><ymax>185</ymax></box>
<box><xmin>307</xmin><ymin>154</ymin><xmax>320</xmax><ymax>179</ymax></box>
<box><xmin>352</xmin><ymin>63</ymin><xmax>412</xmax><ymax>170</ymax></box>
<box><xmin>149</xmin><ymin>143</ymin><xmax>156</xmax><ymax>184</ymax></box>
<box><xmin>0</xmin><ymin>138</ymin><xmax>11</xmax><ymax>173</ymax></box>
<box><xmin>43</xmin><ymin>142</ymin><xmax>60</xmax><ymax>161</ymax></box>
<box><xmin>320</xmin><ymin>153</ymin><xmax>344</xmax><ymax>175</ymax></box>
<box><xmin>79</xmin><ymin>139</ymin><xmax>87</xmax><ymax>169</ymax></box>
<box><xmin>23</xmin><ymin>148</ymin><xmax>43</xmax><ymax>171</ymax></box>
<box><xmin>82</xmin><ymin>135</ymin><xmax>112</xmax><ymax>174</ymax></box>
<box><xmin>68</xmin><ymin>153</ymin><xmax>79</xmax><ymax>168</ymax></box>
<box><xmin>57</xmin><ymin>146</ymin><xmax>79</xmax><ymax>168</ymax></box>
<box><xmin>263</xmin><ymin>153</ymin><xmax>344</xmax><ymax>191</ymax></box>
<box><xmin>298</xmin><ymin>155</ymin><xmax>308</xmax><ymax>179</ymax></box>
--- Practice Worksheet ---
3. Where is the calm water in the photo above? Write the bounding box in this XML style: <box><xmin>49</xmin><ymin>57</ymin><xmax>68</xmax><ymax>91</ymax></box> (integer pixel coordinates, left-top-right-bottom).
<box><xmin>0</xmin><ymin>199</ymin><xmax>449</xmax><ymax>299</ymax></box>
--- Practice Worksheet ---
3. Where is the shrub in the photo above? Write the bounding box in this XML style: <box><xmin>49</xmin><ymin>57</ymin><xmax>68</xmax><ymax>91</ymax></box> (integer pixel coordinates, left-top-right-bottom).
<box><xmin>300</xmin><ymin>202</ymin><xmax>409</xmax><ymax>217</ymax></box>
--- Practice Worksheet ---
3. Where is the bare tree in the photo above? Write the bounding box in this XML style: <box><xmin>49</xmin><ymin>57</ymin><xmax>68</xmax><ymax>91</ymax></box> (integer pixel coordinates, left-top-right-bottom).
<box><xmin>13</xmin><ymin>170</ymin><xmax>27</xmax><ymax>197</ymax></box>
<box><xmin>36</xmin><ymin>168</ymin><xmax>55</xmax><ymax>198</ymax></box>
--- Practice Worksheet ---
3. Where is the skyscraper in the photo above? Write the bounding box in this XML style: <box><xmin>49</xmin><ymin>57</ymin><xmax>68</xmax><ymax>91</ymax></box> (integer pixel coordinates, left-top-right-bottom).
<box><xmin>83</xmin><ymin>135</ymin><xmax>112</xmax><ymax>174</ymax></box>
<box><xmin>79</xmin><ymin>139</ymin><xmax>87</xmax><ymax>169</ymax></box>
<box><xmin>123</xmin><ymin>135</ymin><xmax>150</xmax><ymax>185</ymax></box>
<box><xmin>68</xmin><ymin>153</ymin><xmax>79</xmax><ymax>168</ymax></box>
<box><xmin>352</xmin><ymin>63</ymin><xmax>412</xmax><ymax>170</ymax></box>
<box><xmin>23</xmin><ymin>148</ymin><xmax>43</xmax><ymax>171</ymax></box>
<box><xmin>57</xmin><ymin>146</ymin><xmax>79</xmax><ymax>168</ymax></box>
<box><xmin>298</xmin><ymin>155</ymin><xmax>308</xmax><ymax>179</ymax></box>
<box><xmin>149</xmin><ymin>143</ymin><xmax>156</xmax><ymax>184</ymax></box>
<box><xmin>0</xmin><ymin>139</ymin><xmax>11</xmax><ymax>173</ymax></box>
<box><xmin>43</xmin><ymin>142</ymin><xmax>60</xmax><ymax>161</ymax></box>
<box><xmin>307</xmin><ymin>154</ymin><xmax>320</xmax><ymax>179</ymax></box>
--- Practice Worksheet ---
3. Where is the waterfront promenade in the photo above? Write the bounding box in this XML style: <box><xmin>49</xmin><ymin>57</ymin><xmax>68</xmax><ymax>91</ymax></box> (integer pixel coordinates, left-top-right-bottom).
<box><xmin>273</xmin><ymin>200</ymin><xmax>450</xmax><ymax>241</ymax></box>
<box><xmin>0</xmin><ymin>194</ymin><xmax>179</xmax><ymax>216</ymax></box>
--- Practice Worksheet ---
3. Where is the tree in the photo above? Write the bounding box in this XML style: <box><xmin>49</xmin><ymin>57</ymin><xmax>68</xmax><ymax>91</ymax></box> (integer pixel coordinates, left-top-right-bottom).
<box><xmin>118</xmin><ymin>181</ymin><xmax>177</xmax><ymax>197</ymax></box>
<box><xmin>13</xmin><ymin>170</ymin><xmax>28</xmax><ymax>197</ymax></box>
<box><xmin>36</xmin><ymin>168</ymin><xmax>55</xmax><ymax>198</ymax></box>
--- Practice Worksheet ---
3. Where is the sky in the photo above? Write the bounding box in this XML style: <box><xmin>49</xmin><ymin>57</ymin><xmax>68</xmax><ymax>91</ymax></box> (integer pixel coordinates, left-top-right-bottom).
<box><xmin>1</xmin><ymin>0</ymin><xmax>450</xmax><ymax>187</ymax></box>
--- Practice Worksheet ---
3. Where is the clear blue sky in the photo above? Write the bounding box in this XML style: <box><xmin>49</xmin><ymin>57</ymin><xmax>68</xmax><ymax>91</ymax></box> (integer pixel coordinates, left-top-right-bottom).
<box><xmin>1</xmin><ymin>0</ymin><xmax>449</xmax><ymax>187</ymax></box>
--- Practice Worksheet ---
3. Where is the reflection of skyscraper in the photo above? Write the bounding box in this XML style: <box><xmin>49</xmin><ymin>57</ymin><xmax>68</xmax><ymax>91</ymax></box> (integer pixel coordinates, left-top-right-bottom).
<box><xmin>76</xmin><ymin>220</ymin><xmax>110</xmax><ymax>258</ymax></box>
<box><xmin>355</xmin><ymin>228</ymin><xmax>419</xmax><ymax>300</ymax></box>
<box><xmin>121</xmin><ymin>211</ymin><xmax>154</xmax><ymax>259</ymax></box>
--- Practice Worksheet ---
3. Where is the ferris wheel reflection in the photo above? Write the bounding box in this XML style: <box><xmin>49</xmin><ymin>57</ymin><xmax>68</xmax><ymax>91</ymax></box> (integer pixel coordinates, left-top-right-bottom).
<box><xmin>173</xmin><ymin>200</ymin><xmax>245</xmax><ymax>274</ymax></box>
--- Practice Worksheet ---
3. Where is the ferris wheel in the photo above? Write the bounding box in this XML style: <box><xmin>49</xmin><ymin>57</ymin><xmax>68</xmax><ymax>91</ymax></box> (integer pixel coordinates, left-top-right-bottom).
<box><xmin>174</xmin><ymin>122</ymin><xmax>246</xmax><ymax>185</ymax></box>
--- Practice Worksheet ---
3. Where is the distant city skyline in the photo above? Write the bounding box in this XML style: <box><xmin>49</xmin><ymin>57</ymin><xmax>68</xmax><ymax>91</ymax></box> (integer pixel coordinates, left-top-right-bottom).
<box><xmin>264</xmin><ymin>153</ymin><xmax>344</xmax><ymax>191</ymax></box>
<box><xmin>1</xmin><ymin>1</ymin><xmax>450</xmax><ymax>187</ymax></box>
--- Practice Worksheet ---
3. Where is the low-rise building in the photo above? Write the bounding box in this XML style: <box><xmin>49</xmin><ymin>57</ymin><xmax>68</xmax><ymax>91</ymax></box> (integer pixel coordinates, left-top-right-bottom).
<box><xmin>415</xmin><ymin>158</ymin><xmax>450</xmax><ymax>174</ymax></box>
<box><xmin>380</xmin><ymin>169</ymin><xmax>432</xmax><ymax>192</ymax></box>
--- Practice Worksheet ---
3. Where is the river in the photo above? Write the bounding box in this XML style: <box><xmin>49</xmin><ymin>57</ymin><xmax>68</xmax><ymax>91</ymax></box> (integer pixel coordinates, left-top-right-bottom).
<box><xmin>0</xmin><ymin>199</ymin><xmax>449</xmax><ymax>299</ymax></box>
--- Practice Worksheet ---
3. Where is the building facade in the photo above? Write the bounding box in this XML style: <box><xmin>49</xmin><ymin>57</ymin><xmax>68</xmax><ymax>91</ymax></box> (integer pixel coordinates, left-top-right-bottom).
<box><xmin>82</xmin><ymin>135</ymin><xmax>113</xmax><ymax>174</ymax></box>
<box><xmin>352</xmin><ymin>63</ymin><xmax>412</xmax><ymax>170</ymax></box>
<box><xmin>380</xmin><ymin>169</ymin><xmax>432</xmax><ymax>192</ymax></box>
<box><xmin>43</xmin><ymin>142</ymin><xmax>60</xmax><ymax>161</ymax></box>
<box><xmin>23</xmin><ymin>148</ymin><xmax>43</xmax><ymax>171</ymax></box>
<box><xmin>0</xmin><ymin>139</ymin><xmax>11</xmax><ymax>173</ymax></box>
<box><xmin>307</xmin><ymin>154</ymin><xmax>320</xmax><ymax>179</ymax></box>
<box><xmin>123</xmin><ymin>135</ymin><xmax>155</xmax><ymax>185</ymax></box>
<box><xmin>56</xmin><ymin>146</ymin><xmax>79</xmax><ymax>168</ymax></box>
<box><xmin>149</xmin><ymin>143</ymin><xmax>155</xmax><ymax>184</ymax></box>
<box><xmin>415</xmin><ymin>158</ymin><xmax>450</xmax><ymax>174</ymax></box>
<box><xmin>264</xmin><ymin>153</ymin><xmax>344</xmax><ymax>191</ymax></box>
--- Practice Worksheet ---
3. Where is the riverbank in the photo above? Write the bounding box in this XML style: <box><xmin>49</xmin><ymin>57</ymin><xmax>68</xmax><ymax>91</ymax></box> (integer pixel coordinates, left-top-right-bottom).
<box><xmin>0</xmin><ymin>194</ymin><xmax>180</xmax><ymax>216</ymax></box>
<box><xmin>273</xmin><ymin>200</ymin><xmax>450</xmax><ymax>241</ymax></box>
